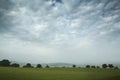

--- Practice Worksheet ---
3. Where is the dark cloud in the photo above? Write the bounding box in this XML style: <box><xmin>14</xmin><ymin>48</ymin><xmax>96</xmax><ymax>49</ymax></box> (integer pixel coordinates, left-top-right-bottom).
<box><xmin>0</xmin><ymin>0</ymin><xmax>14</xmax><ymax>10</ymax></box>
<box><xmin>0</xmin><ymin>0</ymin><xmax>120</xmax><ymax>63</ymax></box>
<box><xmin>0</xmin><ymin>0</ymin><xmax>15</xmax><ymax>33</ymax></box>
<box><xmin>0</xmin><ymin>0</ymin><xmax>120</xmax><ymax>43</ymax></box>
<box><xmin>113</xmin><ymin>16</ymin><xmax>120</xmax><ymax>23</ymax></box>
<box><xmin>102</xmin><ymin>0</ymin><xmax>120</xmax><ymax>17</ymax></box>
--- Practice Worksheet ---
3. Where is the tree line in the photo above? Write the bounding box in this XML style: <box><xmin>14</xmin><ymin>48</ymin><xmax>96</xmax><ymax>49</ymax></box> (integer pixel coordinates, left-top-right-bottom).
<box><xmin>85</xmin><ymin>64</ymin><xmax>119</xmax><ymax>69</ymax></box>
<box><xmin>0</xmin><ymin>59</ymin><xmax>47</xmax><ymax>68</ymax></box>
<box><xmin>0</xmin><ymin>59</ymin><xmax>119</xmax><ymax>69</ymax></box>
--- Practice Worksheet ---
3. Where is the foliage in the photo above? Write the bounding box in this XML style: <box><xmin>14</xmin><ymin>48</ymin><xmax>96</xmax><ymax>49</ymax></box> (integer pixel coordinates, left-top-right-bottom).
<box><xmin>96</xmin><ymin>66</ymin><xmax>100</xmax><ymax>68</ymax></box>
<box><xmin>86</xmin><ymin>65</ymin><xmax>90</xmax><ymax>68</ymax></box>
<box><xmin>11</xmin><ymin>63</ymin><xmax>20</xmax><ymax>67</ymax></box>
<box><xmin>102</xmin><ymin>64</ymin><xmax>107</xmax><ymax>68</ymax></box>
<box><xmin>0</xmin><ymin>59</ymin><xmax>10</xmax><ymax>67</ymax></box>
<box><xmin>72</xmin><ymin>65</ymin><xmax>76</xmax><ymax>68</ymax></box>
<box><xmin>36</xmin><ymin>64</ymin><xmax>42</xmax><ymax>68</ymax></box>
<box><xmin>91</xmin><ymin>65</ymin><xmax>96</xmax><ymax>68</ymax></box>
<box><xmin>45</xmin><ymin>65</ymin><xmax>49</xmax><ymax>68</ymax></box>
<box><xmin>114</xmin><ymin>66</ymin><xmax>119</xmax><ymax>69</ymax></box>
<box><xmin>108</xmin><ymin>64</ymin><xmax>114</xmax><ymax>68</ymax></box>
<box><xmin>23</xmin><ymin>63</ymin><xmax>33</xmax><ymax>68</ymax></box>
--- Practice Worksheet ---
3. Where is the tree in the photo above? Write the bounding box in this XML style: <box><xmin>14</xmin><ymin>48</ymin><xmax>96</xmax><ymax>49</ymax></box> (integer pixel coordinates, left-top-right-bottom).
<box><xmin>96</xmin><ymin>66</ymin><xmax>100</xmax><ymax>68</ymax></box>
<box><xmin>23</xmin><ymin>63</ymin><xmax>33</xmax><ymax>68</ymax></box>
<box><xmin>73</xmin><ymin>65</ymin><xmax>76</xmax><ymax>68</ymax></box>
<box><xmin>0</xmin><ymin>59</ymin><xmax>10</xmax><ymax>67</ymax></box>
<box><xmin>114</xmin><ymin>66</ymin><xmax>119</xmax><ymax>69</ymax></box>
<box><xmin>26</xmin><ymin>63</ymin><xmax>31</xmax><ymax>67</ymax></box>
<box><xmin>86</xmin><ymin>65</ymin><xmax>90</xmax><ymax>68</ymax></box>
<box><xmin>108</xmin><ymin>64</ymin><xmax>114</xmax><ymax>68</ymax></box>
<box><xmin>62</xmin><ymin>66</ymin><xmax>65</xmax><ymax>68</ymax></box>
<box><xmin>46</xmin><ymin>65</ymin><xmax>49</xmax><ymax>68</ymax></box>
<box><xmin>36</xmin><ymin>64</ymin><xmax>42</xmax><ymax>68</ymax></box>
<box><xmin>91</xmin><ymin>65</ymin><xmax>96</xmax><ymax>68</ymax></box>
<box><xmin>102</xmin><ymin>64</ymin><xmax>107</xmax><ymax>68</ymax></box>
<box><xmin>11</xmin><ymin>63</ymin><xmax>20</xmax><ymax>67</ymax></box>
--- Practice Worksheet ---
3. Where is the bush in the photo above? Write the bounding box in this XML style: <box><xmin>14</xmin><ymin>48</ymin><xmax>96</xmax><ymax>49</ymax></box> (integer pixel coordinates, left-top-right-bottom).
<box><xmin>23</xmin><ymin>63</ymin><xmax>33</xmax><ymax>68</ymax></box>
<box><xmin>11</xmin><ymin>63</ymin><xmax>20</xmax><ymax>67</ymax></box>
<box><xmin>0</xmin><ymin>59</ymin><xmax>10</xmax><ymax>67</ymax></box>
<box><xmin>96</xmin><ymin>66</ymin><xmax>100</xmax><ymax>68</ymax></box>
<box><xmin>114</xmin><ymin>66</ymin><xmax>119</xmax><ymax>69</ymax></box>
<box><xmin>102</xmin><ymin>64</ymin><xmax>107</xmax><ymax>68</ymax></box>
<box><xmin>46</xmin><ymin>65</ymin><xmax>49</xmax><ymax>68</ymax></box>
<box><xmin>108</xmin><ymin>64</ymin><xmax>114</xmax><ymax>68</ymax></box>
<box><xmin>86</xmin><ymin>65</ymin><xmax>90</xmax><ymax>68</ymax></box>
<box><xmin>73</xmin><ymin>65</ymin><xmax>76</xmax><ymax>68</ymax></box>
<box><xmin>36</xmin><ymin>64</ymin><xmax>42</xmax><ymax>68</ymax></box>
<box><xmin>91</xmin><ymin>65</ymin><xmax>96</xmax><ymax>68</ymax></box>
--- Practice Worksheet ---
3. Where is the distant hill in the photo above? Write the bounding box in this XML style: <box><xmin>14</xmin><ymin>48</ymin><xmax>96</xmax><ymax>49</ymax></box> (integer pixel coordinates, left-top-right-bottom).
<box><xmin>10</xmin><ymin>61</ymin><xmax>74</xmax><ymax>67</ymax></box>
<box><xmin>47</xmin><ymin>63</ymin><xmax>73</xmax><ymax>67</ymax></box>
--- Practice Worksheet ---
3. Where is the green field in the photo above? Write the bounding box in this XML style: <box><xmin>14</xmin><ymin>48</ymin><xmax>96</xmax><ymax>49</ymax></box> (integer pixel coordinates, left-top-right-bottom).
<box><xmin>0</xmin><ymin>67</ymin><xmax>120</xmax><ymax>80</ymax></box>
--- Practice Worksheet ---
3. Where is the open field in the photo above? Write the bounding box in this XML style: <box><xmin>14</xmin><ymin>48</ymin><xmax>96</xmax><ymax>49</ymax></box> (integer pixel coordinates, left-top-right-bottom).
<box><xmin>0</xmin><ymin>67</ymin><xmax>120</xmax><ymax>80</ymax></box>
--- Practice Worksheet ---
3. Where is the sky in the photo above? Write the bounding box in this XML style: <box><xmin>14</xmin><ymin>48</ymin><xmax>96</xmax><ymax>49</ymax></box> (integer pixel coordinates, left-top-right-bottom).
<box><xmin>0</xmin><ymin>0</ymin><xmax>120</xmax><ymax>64</ymax></box>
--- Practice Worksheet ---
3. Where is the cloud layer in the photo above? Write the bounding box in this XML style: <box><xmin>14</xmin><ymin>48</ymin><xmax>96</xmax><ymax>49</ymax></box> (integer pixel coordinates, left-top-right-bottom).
<box><xmin>0</xmin><ymin>0</ymin><xmax>120</xmax><ymax>64</ymax></box>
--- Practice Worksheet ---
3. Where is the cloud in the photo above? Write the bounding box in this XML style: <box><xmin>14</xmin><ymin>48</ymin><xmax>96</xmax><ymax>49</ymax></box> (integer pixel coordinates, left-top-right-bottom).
<box><xmin>0</xmin><ymin>0</ymin><xmax>120</xmax><ymax>63</ymax></box>
<box><xmin>0</xmin><ymin>0</ymin><xmax>15</xmax><ymax>33</ymax></box>
<box><xmin>0</xmin><ymin>0</ymin><xmax>120</xmax><ymax>44</ymax></box>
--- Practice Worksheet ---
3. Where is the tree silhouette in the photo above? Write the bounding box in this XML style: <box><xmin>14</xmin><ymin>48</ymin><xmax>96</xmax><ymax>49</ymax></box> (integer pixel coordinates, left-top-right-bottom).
<box><xmin>11</xmin><ymin>63</ymin><xmax>20</xmax><ymax>67</ymax></box>
<box><xmin>73</xmin><ymin>65</ymin><xmax>76</xmax><ymax>68</ymax></box>
<box><xmin>86</xmin><ymin>65</ymin><xmax>90</xmax><ymax>68</ymax></box>
<box><xmin>114</xmin><ymin>66</ymin><xmax>119</xmax><ymax>69</ymax></box>
<box><xmin>36</xmin><ymin>64</ymin><xmax>42</xmax><ymax>68</ymax></box>
<box><xmin>108</xmin><ymin>64</ymin><xmax>114</xmax><ymax>68</ymax></box>
<box><xmin>26</xmin><ymin>63</ymin><xmax>31</xmax><ymax>67</ymax></box>
<box><xmin>91</xmin><ymin>65</ymin><xmax>96</xmax><ymax>68</ymax></box>
<box><xmin>46</xmin><ymin>65</ymin><xmax>49</xmax><ymax>68</ymax></box>
<box><xmin>96</xmin><ymin>66</ymin><xmax>100</xmax><ymax>68</ymax></box>
<box><xmin>23</xmin><ymin>63</ymin><xmax>33</xmax><ymax>68</ymax></box>
<box><xmin>62</xmin><ymin>66</ymin><xmax>65</xmax><ymax>68</ymax></box>
<box><xmin>102</xmin><ymin>64</ymin><xmax>107</xmax><ymax>68</ymax></box>
<box><xmin>0</xmin><ymin>59</ymin><xmax>10</xmax><ymax>67</ymax></box>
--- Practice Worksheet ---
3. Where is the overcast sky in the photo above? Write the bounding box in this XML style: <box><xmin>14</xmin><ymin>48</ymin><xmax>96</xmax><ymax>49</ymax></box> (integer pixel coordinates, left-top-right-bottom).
<box><xmin>0</xmin><ymin>0</ymin><xmax>120</xmax><ymax>64</ymax></box>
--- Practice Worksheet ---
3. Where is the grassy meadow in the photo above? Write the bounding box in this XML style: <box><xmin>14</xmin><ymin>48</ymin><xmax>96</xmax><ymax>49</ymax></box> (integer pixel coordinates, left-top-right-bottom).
<box><xmin>0</xmin><ymin>67</ymin><xmax>120</xmax><ymax>80</ymax></box>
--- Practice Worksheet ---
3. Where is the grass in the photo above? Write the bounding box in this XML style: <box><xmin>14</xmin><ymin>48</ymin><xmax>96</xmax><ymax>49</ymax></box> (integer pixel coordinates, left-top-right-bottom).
<box><xmin>0</xmin><ymin>67</ymin><xmax>120</xmax><ymax>80</ymax></box>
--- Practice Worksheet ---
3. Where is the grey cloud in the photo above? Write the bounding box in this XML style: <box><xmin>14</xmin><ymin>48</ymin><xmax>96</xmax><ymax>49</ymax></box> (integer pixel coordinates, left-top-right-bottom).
<box><xmin>0</xmin><ymin>0</ymin><xmax>15</xmax><ymax>33</ymax></box>
<box><xmin>0</xmin><ymin>0</ymin><xmax>120</xmax><ymax>45</ymax></box>
<box><xmin>102</xmin><ymin>0</ymin><xmax>120</xmax><ymax>17</ymax></box>
<box><xmin>0</xmin><ymin>0</ymin><xmax>14</xmax><ymax>10</ymax></box>
<box><xmin>0</xmin><ymin>0</ymin><xmax>120</xmax><ymax>63</ymax></box>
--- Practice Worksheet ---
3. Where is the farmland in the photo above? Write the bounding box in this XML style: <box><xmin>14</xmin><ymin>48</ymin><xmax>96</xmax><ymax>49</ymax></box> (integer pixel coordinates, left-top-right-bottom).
<box><xmin>0</xmin><ymin>67</ymin><xmax>120</xmax><ymax>80</ymax></box>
